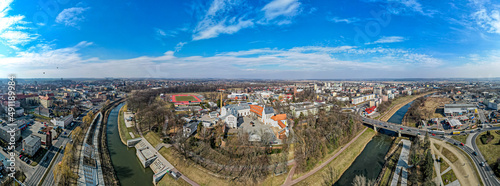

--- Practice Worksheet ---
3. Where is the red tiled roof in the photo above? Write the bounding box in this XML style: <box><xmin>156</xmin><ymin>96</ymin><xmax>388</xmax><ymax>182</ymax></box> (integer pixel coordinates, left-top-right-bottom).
<box><xmin>365</xmin><ymin>106</ymin><xmax>376</xmax><ymax>114</ymax></box>
<box><xmin>277</xmin><ymin>120</ymin><xmax>286</xmax><ymax>129</ymax></box>
<box><xmin>250</xmin><ymin>105</ymin><xmax>263</xmax><ymax>116</ymax></box>
<box><xmin>271</xmin><ymin>114</ymin><xmax>287</xmax><ymax>121</ymax></box>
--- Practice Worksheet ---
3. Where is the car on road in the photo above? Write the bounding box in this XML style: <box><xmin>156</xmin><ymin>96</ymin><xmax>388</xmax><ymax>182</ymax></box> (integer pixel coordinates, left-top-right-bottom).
<box><xmin>384</xmin><ymin>125</ymin><xmax>388</xmax><ymax>128</ymax></box>
<box><xmin>432</xmin><ymin>133</ymin><xmax>436</xmax><ymax>136</ymax></box>
<box><xmin>400</xmin><ymin>127</ymin><xmax>404</xmax><ymax>130</ymax></box>
<box><xmin>417</xmin><ymin>132</ymin><xmax>421</xmax><ymax>135</ymax></box>
<box><xmin>460</xmin><ymin>143</ymin><xmax>464</xmax><ymax>146</ymax></box>
<box><xmin>480</xmin><ymin>162</ymin><xmax>485</xmax><ymax>167</ymax></box>
<box><xmin>472</xmin><ymin>151</ymin><xmax>477</xmax><ymax>156</ymax></box>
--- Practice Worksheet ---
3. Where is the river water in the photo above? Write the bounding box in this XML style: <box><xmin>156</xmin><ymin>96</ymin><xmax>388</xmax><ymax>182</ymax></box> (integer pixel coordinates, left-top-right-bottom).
<box><xmin>106</xmin><ymin>103</ymin><xmax>154</xmax><ymax>186</ymax></box>
<box><xmin>334</xmin><ymin>101</ymin><xmax>413</xmax><ymax>185</ymax></box>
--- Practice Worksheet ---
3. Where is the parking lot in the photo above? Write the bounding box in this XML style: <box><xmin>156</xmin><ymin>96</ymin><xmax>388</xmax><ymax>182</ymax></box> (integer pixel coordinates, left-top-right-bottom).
<box><xmin>23</xmin><ymin>121</ymin><xmax>57</xmax><ymax>141</ymax></box>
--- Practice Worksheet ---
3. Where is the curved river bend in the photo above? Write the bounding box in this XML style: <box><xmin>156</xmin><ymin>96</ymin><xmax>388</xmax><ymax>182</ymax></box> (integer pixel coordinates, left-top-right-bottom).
<box><xmin>334</xmin><ymin>101</ymin><xmax>413</xmax><ymax>185</ymax></box>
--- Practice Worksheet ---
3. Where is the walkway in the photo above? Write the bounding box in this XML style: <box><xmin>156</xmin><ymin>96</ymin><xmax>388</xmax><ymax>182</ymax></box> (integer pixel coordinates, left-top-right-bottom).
<box><xmin>431</xmin><ymin>138</ymin><xmax>480</xmax><ymax>186</ymax></box>
<box><xmin>77</xmin><ymin>113</ymin><xmax>105</xmax><ymax>186</ymax></box>
<box><xmin>390</xmin><ymin>139</ymin><xmax>411</xmax><ymax>186</ymax></box>
<box><xmin>282</xmin><ymin>127</ymin><xmax>368</xmax><ymax>185</ymax></box>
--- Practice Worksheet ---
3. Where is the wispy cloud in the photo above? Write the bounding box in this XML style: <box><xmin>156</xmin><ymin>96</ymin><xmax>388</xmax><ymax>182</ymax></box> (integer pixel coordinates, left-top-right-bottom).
<box><xmin>472</xmin><ymin>9</ymin><xmax>500</xmax><ymax>34</ymax></box>
<box><xmin>366</xmin><ymin>36</ymin><xmax>406</xmax><ymax>44</ymax></box>
<box><xmin>192</xmin><ymin>0</ymin><xmax>254</xmax><ymax>40</ymax></box>
<box><xmin>365</xmin><ymin>0</ymin><xmax>435</xmax><ymax>17</ymax></box>
<box><xmin>328</xmin><ymin>17</ymin><xmax>360</xmax><ymax>24</ymax></box>
<box><xmin>192</xmin><ymin>0</ymin><xmax>304</xmax><ymax>40</ymax></box>
<box><xmin>0</xmin><ymin>0</ymin><xmax>37</xmax><ymax>49</ymax></box>
<box><xmin>261</xmin><ymin>0</ymin><xmax>302</xmax><ymax>25</ymax></box>
<box><xmin>175</xmin><ymin>42</ymin><xmax>187</xmax><ymax>52</ymax></box>
<box><xmin>56</xmin><ymin>7</ymin><xmax>90</xmax><ymax>28</ymax></box>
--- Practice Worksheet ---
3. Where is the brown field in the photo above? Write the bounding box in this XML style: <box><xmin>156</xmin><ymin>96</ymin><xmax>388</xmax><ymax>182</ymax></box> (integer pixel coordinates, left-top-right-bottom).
<box><xmin>421</xmin><ymin>97</ymin><xmax>452</xmax><ymax>119</ymax></box>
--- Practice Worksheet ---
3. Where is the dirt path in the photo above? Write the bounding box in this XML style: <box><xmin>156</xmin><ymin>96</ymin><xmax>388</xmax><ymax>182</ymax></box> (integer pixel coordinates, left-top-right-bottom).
<box><xmin>282</xmin><ymin>127</ymin><xmax>368</xmax><ymax>185</ymax></box>
<box><xmin>430</xmin><ymin>138</ymin><xmax>480</xmax><ymax>186</ymax></box>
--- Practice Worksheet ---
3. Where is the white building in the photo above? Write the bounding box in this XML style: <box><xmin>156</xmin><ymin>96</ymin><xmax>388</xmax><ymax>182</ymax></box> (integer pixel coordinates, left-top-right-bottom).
<box><xmin>51</xmin><ymin>114</ymin><xmax>73</xmax><ymax>128</ymax></box>
<box><xmin>22</xmin><ymin>135</ymin><xmax>41</xmax><ymax>156</ymax></box>
<box><xmin>351</xmin><ymin>94</ymin><xmax>376</xmax><ymax>105</ymax></box>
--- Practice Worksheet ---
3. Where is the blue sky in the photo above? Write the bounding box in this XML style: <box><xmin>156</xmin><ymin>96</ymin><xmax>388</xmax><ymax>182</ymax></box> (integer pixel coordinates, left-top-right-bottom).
<box><xmin>1</xmin><ymin>0</ymin><xmax>500</xmax><ymax>79</ymax></box>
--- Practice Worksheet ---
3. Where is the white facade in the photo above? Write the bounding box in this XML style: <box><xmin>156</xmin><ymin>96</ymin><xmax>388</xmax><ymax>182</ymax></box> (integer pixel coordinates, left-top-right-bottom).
<box><xmin>51</xmin><ymin>114</ymin><xmax>73</xmax><ymax>128</ymax></box>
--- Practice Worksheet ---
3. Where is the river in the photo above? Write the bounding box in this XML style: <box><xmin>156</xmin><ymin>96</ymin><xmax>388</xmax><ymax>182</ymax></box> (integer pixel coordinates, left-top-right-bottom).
<box><xmin>106</xmin><ymin>103</ymin><xmax>154</xmax><ymax>186</ymax></box>
<box><xmin>334</xmin><ymin>101</ymin><xmax>413</xmax><ymax>185</ymax></box>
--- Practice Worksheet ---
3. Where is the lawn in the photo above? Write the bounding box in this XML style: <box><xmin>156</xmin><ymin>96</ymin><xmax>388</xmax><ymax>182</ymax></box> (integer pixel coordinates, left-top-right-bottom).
<box><xmin>174</xmin><ymin>95</ymin><xmax>198</xmax><ymax>102</ymax></box>
<box><xmin>261</xmin><ymin>166</ymin><xmax>291</xmax><ymax>186</ymax></box>
<box><xmin>441</xmin><ymin>147</ymin><xmax>458</xmax><ymax>163</ymax></box>
<box><xmin>441</xmin><ymin>169</ymin><xmax>457</xmax><ymax>184</ymax></box>
<box><xmin>294</xmin><ymin>128</ymin><xmax>376</xmax><ymax>186</ymax></box>
<box><xmin>144</xmin><ymin>132</ymin><xmax>163</xmax><ymax>147</ymax></box>
<box><xmin>156</xmin><ymin>173</ymin><xmax>191</xmax><ymax>186</ymax></box>
<box><xmin>475</xmin><ymin>130</ymin><xmax>500</xmax><ymax>165</ymax></box>
<box><xmin>158</xmin><ymin>147</ymin><xmax>231</xmax><ymax>186</ymax></box>
<box><xmin>440</xmin><ymin>159</ymin><xmax>449</xmax><ymax>173</ymax></box>
<box><xmin>118</xmin><ymin>104</ymin><xmax>138</xmax><ymax>144</ymax></box>
<box><xmin>451</xmin><ymin>135</ymin><xmax>468</xmax><ymax>144</ymax></box>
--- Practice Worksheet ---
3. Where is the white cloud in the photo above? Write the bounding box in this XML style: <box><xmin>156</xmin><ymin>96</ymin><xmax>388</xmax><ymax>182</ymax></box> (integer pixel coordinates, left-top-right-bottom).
<box><xmin>56</xmin><ymin>7</ymin><xmax>90</xmax><ymax>27</ymax></box>
<box><xmin>175</xmin><ymin>42</ymin><xmax>187</xmax><ymax>52</ymax></box>
<box><xmin>366</xmin><ymin>36</ymin><xmax>406</xmax><ymax>44</ymax></box>
<box><xmin>328</xmin><ymin>17</ymin><xmax>360</xmax><ymax>24</ymax></box>
<box><xmin>0</xmin><ymin>0</ymin><xmax>37</xmax><ymax>49</ymax></box>
<box><xmin>261</xmin><ymin>0</ymin><xmax>302</xmax><ymax>24</ymax></box>
<box><xmin>193</xmin><ymin>0</ymin><xmax>254</xmax><ymax>40</ymax></box>
<box><xmin>367</xmin><ymin>0</ymin><xmax>435</xmax><ymax>17</ymax></box>
<box><xmin>473</xmin><ymin>9</ymin><xmax>500</xmax><ymax>34</ymax></box>
<box><xmin>1</xmin><ymin>42</ymin><xmax>452</xmax><ymax>79</ymax></box>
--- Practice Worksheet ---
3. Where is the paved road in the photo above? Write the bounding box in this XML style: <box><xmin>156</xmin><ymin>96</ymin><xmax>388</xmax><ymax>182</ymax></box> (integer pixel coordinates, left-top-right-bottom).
<box><xmin>437</xmin><ymin>127</ymin><xmax>500</xmax><ymax>186</ymax></box>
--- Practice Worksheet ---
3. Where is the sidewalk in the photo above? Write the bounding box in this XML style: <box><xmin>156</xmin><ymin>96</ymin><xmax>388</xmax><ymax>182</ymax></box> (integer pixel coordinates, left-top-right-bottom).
<box><xmin>390</xmin><ymin>139</ymin><xmax>411</xmax><ymax>186</ymax></box>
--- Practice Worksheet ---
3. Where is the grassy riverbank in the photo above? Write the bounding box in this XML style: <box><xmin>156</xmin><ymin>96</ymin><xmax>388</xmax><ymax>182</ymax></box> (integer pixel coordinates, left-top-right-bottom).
<box><xmin>294</xmin><ymin>128</ymin><xmax>376</xmax><ymax>186</ymax></box>
<box><xmin>377</xmin><ymin>91</ymin><xmax>435</xmax><ymax>122</ymax></box>
<box><xmin>117</xmin><ymin>104</ymin><xmax>139</xmax><ymax>144</ymax></box>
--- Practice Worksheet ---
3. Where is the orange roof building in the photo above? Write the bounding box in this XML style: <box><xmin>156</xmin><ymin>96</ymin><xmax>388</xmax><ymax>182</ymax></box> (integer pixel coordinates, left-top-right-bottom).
<box><xmin>250</xmin><ymin>105</ymin><xmax>263</xmax><ymax>116</ymax></box>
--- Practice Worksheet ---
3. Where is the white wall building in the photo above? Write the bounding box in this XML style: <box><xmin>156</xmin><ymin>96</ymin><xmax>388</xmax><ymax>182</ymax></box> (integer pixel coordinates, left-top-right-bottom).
<box><xmin>51</xmin><ymin>114</ymin><xmax>73</xmax><ymax>128</ymax></box>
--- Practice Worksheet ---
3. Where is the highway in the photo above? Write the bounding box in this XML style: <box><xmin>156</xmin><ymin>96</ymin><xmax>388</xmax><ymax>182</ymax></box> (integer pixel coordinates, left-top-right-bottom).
<box><xmin>362</xmin><ymin>116</ymin><xmax>500</xmax><ymax>186</ymax></box>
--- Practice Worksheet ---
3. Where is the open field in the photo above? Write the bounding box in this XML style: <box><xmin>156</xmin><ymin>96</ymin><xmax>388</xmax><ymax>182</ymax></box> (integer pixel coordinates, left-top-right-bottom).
<box><xmin>158</xmin><ymin>147</ymin><xmax>231</xmax><ymax>186</ymax></box>
<box><xmin>294</xmin><ymin>128</ymin><xmax>376</xmax><ymax>186</ymax></box>
<box><xmin>475</xmin><ymin>130</ymin><xmax>500</xmax><ymax>165</ymax></box>
<box><xmin>174</xmin><ymin>95</ymin><xmax>199</xmax><ymax>102</ymax></box>
<box><xmin>441</xmin><ymin>147</ymin><xmax>458</xmax><ymax>163</ymax></box>
<box><xmin>420</xmin><ymin>97</ymin><xmax>452</xmax><ymax>119</ymax></box>
<box><xmin>451</xmin><ymin>135</ymin><xmax>468</xmax><ymax>144</ymax></box>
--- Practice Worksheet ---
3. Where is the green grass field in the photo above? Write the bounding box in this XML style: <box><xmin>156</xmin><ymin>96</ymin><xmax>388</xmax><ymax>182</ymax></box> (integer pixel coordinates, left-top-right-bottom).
<box><xmin>174</xmin><ymin>95</ymin><xmax>198</xmax><ymax>102</ymax></box>
<box><xmin>476</xmin><ymin>130</ymin><xmax>500</xmax><ymax>165</ymax></box>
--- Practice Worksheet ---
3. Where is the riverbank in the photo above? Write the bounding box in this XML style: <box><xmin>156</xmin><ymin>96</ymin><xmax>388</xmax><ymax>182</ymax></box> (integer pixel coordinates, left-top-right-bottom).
<box><xmin>376</xmin><ymin>137</ymin><xmax>407</xmax><ymax>185</ymax></box>
<box><xmin>293</xmin><ymin>127</ymin><xmax>376</xmax><ymax>186</ymax></box>
<box><xmin>378</xmin><ymin>91</ymin><xmax>436</xmax><ymax>122</ymax></box>
<box><xmin>117</xmin><ymin>104</ymin><xmax>140</xmax><ymax>145</ymax></box>
<box><xmin>99</xmin><ymin>100</ymin><xmax>125</xmax><ymax>186</ymax></box>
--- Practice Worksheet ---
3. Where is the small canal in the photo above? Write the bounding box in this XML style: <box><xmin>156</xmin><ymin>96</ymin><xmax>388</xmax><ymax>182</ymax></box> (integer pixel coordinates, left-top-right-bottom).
<box><xmin>106</xmin><ymin>103</ymin><xmax>154</xmax><ymax>186</ymax></box>
<box><xmin>334</xmin><ymin>101</ymin><xmax>413</xmax><ymax>185</ymax></box>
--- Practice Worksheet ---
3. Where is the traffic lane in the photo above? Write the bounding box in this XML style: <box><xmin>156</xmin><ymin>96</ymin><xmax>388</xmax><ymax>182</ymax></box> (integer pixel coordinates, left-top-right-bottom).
<box><xmin>444</xmin><ymin>137</ymin><xmax>498</xmax><ymax>186</ymax></box>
